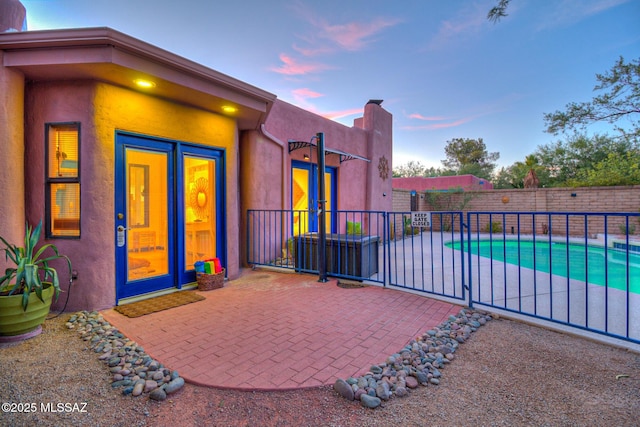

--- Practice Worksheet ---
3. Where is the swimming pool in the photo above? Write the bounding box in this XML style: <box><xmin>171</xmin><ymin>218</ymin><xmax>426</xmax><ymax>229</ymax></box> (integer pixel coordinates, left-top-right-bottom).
<box><xmin>447</xmin><ymin>239</ymin><xmax>640</xmax><ymax>294</ymax></box>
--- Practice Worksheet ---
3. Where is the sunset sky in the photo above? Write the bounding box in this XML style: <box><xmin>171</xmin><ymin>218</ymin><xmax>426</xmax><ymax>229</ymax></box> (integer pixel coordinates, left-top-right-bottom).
<box><xmin>22</xmin><ymin>0</ymin><xmax>640</xmax><ymax>169</ymax></box>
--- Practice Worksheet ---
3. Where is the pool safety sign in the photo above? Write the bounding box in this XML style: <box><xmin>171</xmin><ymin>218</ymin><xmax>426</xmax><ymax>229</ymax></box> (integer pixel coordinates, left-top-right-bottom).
<box><xmin>411</xmin><ymin>211</ymin><xmax>432</xmax><ymax>228</ymax></box>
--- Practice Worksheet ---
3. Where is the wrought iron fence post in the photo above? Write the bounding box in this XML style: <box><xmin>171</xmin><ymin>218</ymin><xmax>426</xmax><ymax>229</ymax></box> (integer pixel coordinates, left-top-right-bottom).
<box><xmin>316</xmin><ymin>132</ymin><xmax>328</xmax><ymax>282</ymax></box>
<box><xmin>466</xmin><ymin>212</ymin><xmax>473</xmax><ymax>308</ymax></box>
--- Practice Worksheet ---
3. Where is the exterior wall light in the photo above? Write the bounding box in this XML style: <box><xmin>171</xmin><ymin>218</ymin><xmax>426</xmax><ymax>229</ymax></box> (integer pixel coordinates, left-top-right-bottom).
<box><xmin>134</xmin><ymin>79</ymin><xmax>156</xmax><ymax>88</ymax></box>
<box><xmin>222</xmin><ymin>106</ymin><xmax>237</xmax><ymax>113</ymax></box>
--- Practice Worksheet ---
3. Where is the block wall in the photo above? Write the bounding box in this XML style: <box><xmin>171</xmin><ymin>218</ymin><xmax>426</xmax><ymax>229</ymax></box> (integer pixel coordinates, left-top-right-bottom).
<box><xmin>393</xmin><ymin>186</ymin><xmax>640</xmax><ymax>237</ymax></box>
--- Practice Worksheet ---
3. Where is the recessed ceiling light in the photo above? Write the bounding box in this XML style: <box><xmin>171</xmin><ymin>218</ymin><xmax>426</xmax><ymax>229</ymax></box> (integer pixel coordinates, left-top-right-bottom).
<box><xmin>222</xmin><ymin>105</ymin><xmax>237</xmax><ymax>113</ymax></box>
<box><xmin>134</xmin><ymin>79</ymin><xmax>156</xmax><ymax>89</ymax></box>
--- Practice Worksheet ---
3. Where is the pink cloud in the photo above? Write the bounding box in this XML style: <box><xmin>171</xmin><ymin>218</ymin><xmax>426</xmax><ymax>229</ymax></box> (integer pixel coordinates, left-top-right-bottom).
<box><xmin>403</xmin><ymin>94</ymin><xmax>519</xmax><ymax>131</ymax></box>
<box><xmin>292</xmin><ymin>88</ymin><xmax>324</xmax><ymax>100</ymax></box>
<box><xmin>291</xmin><ymin>3</ymin><xmax>400</xmax><ymax>54</ymax></box>
<box><xmin>320</xmin><ymin>107</ymin><xmax>364</xmax><ymax>120</ymax></box>
<box><xmin>291</xmin><ymin>88</ymin><xmax>325</xmax><ymax>108</ymax></box>
<box><xmin>408</xmin><ymin>113</ymin><xmax>448</xmax><ymax>121</ymax></box>
<box><xmin>317</xmin><ymin>17</ymin><xmax>401</xmax><ymax>51</ymax></box>
<box><xmin>270</xmin><ymin>53</ymin><xmax>331</xmax><ymax>75</ymax></box>
<box><xmin>286</xmin><ymin>90</ymin><xmax>363</xmax><ymax>121</ymax></box>
<box><xmin>292</xmin><ymin>44</ymin><xmax>333</xmax><ymax>57</ymax></box>
<box><xmin>401</xmin><ymin>117</ymin><xmax>475</xmax><ymax>131</ymax></box>
<box><xmin>425</xmin><ymin>5</ymin><xmax>487</xmax><ymax>50</ymax></box>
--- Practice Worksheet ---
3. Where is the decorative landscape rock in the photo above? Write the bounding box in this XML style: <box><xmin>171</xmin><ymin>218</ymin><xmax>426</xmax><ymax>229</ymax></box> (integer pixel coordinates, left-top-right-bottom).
<box><xmin>66</xmin><ymin>310</ymin><xmax>185</xmax><ymax>403</ymax></box>
<box><xmin>336</xmin><ymin>308</ymin><xmax>494</xmax><ymax>408</ymax></box>
<box><xmin>164</xmin><ymin>377</ymin><xmax>185</xmax><ymax>395</ymax></box>
<box><xmin>333</xmin><ymin>378</ymin><xmax>355</xmax><ymax>401</ymax></box>
<box><xmin>149</xmin><ymin>387</ymin><xmax>167</xmax><ymax>401</ymax></box>
<box><xmin>360</xmin><ymin>394</ymin><xmax>381</xmax><ymax>409</ymax></box>
<box><xmin>405</xmin><ymin>376</ymin><xmax>418</xmax><ymax>389</ymax></box>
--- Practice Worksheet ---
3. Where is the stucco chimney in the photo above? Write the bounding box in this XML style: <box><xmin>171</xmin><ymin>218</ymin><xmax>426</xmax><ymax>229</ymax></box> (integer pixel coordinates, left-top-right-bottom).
<box><xmin>0</xmin><ymin>0</ymin><xmax>27</xmax><ymax>33</ymax></box>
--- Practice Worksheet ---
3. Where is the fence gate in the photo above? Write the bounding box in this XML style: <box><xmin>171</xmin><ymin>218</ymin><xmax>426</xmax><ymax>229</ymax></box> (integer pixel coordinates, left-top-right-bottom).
<box><xmin>386</xmin><ymin>211</ymin><xmax>466</xmax><ymax>302</ymax></box>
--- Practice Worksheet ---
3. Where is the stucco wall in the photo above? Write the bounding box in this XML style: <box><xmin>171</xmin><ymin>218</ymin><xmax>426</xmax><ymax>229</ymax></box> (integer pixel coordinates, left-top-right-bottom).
<box><xmin>24</xmin><ymin>81</ymin><xmax>239</xmax><ymax>311</ymax></box>
<box><xmin>0</xmin><ymin>51</ymin><xmax>25</xmax><ymax>257</ymax></box>
<box><xmin>262</xmin><ymin>100</ymin><xmax>369</xmax><ymax>211</ymax></box>
<box><xmin>258</xmin><ymin>99</ymin><xmax>393</xmax><ymax>214</ymax></box>
<box><xmin>240</xmin><ymin>100</ymin><xmax>393</xmax><ymax>265</ymax></box>
<box><xmin>361</xmin><ymin>102</ymin><xmax>393</xmax><ymax>213</ymax></box>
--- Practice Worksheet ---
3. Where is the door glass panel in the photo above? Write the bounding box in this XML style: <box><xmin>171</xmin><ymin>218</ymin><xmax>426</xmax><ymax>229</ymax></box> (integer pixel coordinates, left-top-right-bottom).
<box><xmin>128</xmin><ymin>164</ymin><xmax>149</xmax><ymax>228</ymax></box>
<box><xmin>184</xmin><ymin>156</ymin><xmax>216</xmax><ymax>270</ymax></box>
<box><xmin>126</xmin><ymin>149</ymin><xmax>169</xmax><ymax>281</ymax></box>
<box><xmin>292</xmin><ymin>168</ymin><xmax>310</xmax><ymax>235</ymax></box>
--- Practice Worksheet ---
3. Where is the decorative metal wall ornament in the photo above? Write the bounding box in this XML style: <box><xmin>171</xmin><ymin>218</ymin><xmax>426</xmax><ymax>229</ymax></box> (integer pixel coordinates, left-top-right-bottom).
<box><xmin>378</xmin><ymin>156</ymin><xmax>389</xmax><ymax>181</ymax></box>
<box><xmin>189</xmin><ymin>177</ymin><xmax>209</xmax><ymax>220</ymax></box>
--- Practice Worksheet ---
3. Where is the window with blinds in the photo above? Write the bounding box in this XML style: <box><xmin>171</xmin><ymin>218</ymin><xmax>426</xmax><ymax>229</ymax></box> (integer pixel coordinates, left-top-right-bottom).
<box><xmin>46</xmin><ymin>123</ymin><xmax>81</xmax><ymax>238</ymax></box>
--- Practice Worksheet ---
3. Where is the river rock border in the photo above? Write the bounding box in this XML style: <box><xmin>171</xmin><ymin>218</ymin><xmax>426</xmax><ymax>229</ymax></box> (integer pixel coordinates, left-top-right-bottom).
<box><xmin>334</xmin><ymin>308</ymin><xmax>496</xmax><ymax>409</ymax></box>
<box><xmin>66</xmin><ymin>311</ymin><xmax>184</xmax><ymax>402</ymax></box>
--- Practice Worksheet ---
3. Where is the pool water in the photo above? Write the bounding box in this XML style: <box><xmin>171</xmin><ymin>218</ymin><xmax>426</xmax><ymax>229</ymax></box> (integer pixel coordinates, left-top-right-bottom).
<box><xmin>447</xmin><ymin>239</ymin><xmax>640</xmax><ymax>294</ymax></box>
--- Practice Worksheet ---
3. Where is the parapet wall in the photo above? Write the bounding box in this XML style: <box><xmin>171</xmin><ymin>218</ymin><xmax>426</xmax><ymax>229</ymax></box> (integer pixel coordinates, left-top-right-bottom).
<box><xmin>393</xmin><ymin>186</ymin><xmax>640</xmax><ymax>237</ymax></box>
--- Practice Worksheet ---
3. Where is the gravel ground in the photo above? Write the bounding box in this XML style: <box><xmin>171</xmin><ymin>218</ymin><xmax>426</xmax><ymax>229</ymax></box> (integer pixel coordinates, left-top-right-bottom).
<box><xmin>1</xmin><ymin>312</ymin><xmax>639</xmax><ymax>426</ymax></box>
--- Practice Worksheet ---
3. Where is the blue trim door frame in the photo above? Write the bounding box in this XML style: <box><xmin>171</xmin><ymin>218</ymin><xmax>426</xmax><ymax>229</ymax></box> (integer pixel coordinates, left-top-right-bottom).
<box><xmin>176</xmin><ymin>144</ymin><xmax>226</xmax><ymax>286</ymax></box>
<box><xmin>115</xmin><ymin>133</ymin><xmax>226</xmax><ymax>302</ymax></box>
<box><xmin>115</xmin><ymin>133</ymin><xmax>175</xmax><ymax>300</ymax></box>
<box><xmin>291</xmin><ymin>160</ymin><xmax>336</xmax><ymax>234</ymax></box>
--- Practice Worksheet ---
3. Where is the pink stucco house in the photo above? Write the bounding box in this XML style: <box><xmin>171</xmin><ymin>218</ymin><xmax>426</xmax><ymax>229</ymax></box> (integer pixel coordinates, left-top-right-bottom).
<box><xmin>0</xmin><ymin>3</ymin><xmax>392</xmax><ymax>311</ymax></box>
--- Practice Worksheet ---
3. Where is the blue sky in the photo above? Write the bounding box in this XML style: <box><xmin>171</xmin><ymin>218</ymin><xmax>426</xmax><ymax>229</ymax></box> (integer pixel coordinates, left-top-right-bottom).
<box><xmin>22</xmin><ymin>0</ymin><xmax>640</xmax><ymax>170</ymax></box>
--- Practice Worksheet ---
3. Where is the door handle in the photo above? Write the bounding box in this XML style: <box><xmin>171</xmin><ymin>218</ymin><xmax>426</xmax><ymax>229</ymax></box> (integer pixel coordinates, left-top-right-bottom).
<box><xmin>117</xmin><ymin>225</ymin><xmax>126</xmax><ymax>247</ymax></box>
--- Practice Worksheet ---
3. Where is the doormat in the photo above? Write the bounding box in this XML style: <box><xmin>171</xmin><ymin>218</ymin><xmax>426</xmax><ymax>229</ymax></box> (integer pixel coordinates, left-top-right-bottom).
<box><xmin>337</xmin><ymin>280</ymin><xmax>368</xmax><ymax>289</ymax></box>
<box><xmin>114</xmin><ymin>291</ymin><xmax>205</xmax><ymax>318</ymax></box>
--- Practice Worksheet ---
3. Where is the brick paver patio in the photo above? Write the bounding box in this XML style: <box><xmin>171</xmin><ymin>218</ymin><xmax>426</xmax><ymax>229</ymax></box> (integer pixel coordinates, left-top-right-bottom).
<box><xmin>101</xmin><ymin>269</ymin><xmax>461</xmax><ymax>391</ymax></box>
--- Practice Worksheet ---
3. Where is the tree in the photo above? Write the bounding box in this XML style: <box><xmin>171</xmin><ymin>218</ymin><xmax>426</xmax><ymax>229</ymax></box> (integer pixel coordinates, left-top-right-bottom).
<box><xmin>392</xmin><ymin>160</ymin><xmax>425</xmax><ymax>177</ymax></box>
<box><xmin>493</xmin><ymin>155</ymin><xmax>549</xmax><ymax>189</ymax></box>
<box><xmin>535</xmin><ymin>132</ymin><xmax>637</xmax><ymax>187</ymax></box>
<box><xmin>441</xmin><ymin>138</ymin><xmax>499</xmax><ymax>180</ymax></box>
<box><xmin>492</xmin><ymin>166</ymin><xmax>517</xmax><ymax>189</ymax></box>
<box><xmin>523</xmin><ymin>155</ymin><xmax>540</xmax><ymax>188</ymax></box>
<box><xmin>544</xmin><ymin>56</ymin><xmax>640</xmax><ymax>142</ymax></box>
<box><xmin>569</xmin><ymin>150</ymin><xmax>640</xmax><ymax>187</ymax></box>
<box><xmin>392</xmin><ymin>161</ymin><xmax>442</xmax><ymax>178</ymax></box>
<box><xmin>487</xmin><ymin>0</ymin><xmax>511</xmax><ymax>23</ymax></box>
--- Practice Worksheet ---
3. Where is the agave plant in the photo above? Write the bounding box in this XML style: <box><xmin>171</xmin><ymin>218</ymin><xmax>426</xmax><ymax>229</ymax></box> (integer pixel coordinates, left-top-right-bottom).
<box><xmin>0</xmin><ymin>220</ymin><xmax>71</xmax><ymax>311</ymax></box>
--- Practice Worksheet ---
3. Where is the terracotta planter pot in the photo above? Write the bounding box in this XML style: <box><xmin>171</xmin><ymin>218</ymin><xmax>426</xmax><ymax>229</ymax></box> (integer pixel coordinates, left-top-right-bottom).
<box><xmin>0</xmin><ymin>284</ymin><xmax>54</xmax><ymax>336</ymax></box>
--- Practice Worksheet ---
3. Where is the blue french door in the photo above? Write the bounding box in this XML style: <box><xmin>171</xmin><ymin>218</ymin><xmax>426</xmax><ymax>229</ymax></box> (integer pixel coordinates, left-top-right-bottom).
<box><xmin>115</xmin><ymin>134</ymin><xmax>175</xmax><ymax>300</ymax></box>
<box><xmin>291</xmin><ymin>160</ymin><xmax>336</xmax><ymax>235</ymax></box>
<box><xmin>115</xmin><ymin>133</ymin><xmax>225</xmax><ymax>302</ymax></box>
<box><xmin>176</xmin><ymin>144</ymin><xmax>226</xmax><ymax>286</ymax></box>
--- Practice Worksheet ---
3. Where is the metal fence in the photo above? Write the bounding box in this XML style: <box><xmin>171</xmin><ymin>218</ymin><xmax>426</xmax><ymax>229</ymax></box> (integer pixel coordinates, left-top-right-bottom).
<box><xmin>246</xmin><ymin>209</ymin><xmax>639</xmax><ymax>345</ymax></box>
<box><xmin>246</xmin><ymin>209</ymin><xmax>386</xmax><ymax>284</ymax></box>
<box><xmin>386</xmin><ymin>211</ymin><xmax>466</xmax><ymax>302</ymax></box>
<box><xmin>465</xmin><ymin>211</ymin><xmax>640</xmax><ymax>345</ymax></box>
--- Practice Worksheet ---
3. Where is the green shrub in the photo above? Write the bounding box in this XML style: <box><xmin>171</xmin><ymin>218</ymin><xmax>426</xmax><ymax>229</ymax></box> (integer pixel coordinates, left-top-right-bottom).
<box><xmin>483</xmin><ymin>221</ymin><xmax>502</xmax><ymax>234</ymax></box>
<box><xmin>618</xmin><ymin>223</ymin><xmax>636</xmax><ymax>235</ymax></box>
<box><xmin>403</xmin><ymin>216</ymin><xmax>419</xmax><ymax>236</ymax></box>
<box><xmin>346</xmin><ymin>221</ymin><xmax>362</xmax><ymax>235</ymax></box>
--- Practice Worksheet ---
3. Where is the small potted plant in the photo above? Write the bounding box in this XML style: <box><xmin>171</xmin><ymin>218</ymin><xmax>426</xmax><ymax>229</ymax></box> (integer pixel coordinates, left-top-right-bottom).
<box><xmin>0</xmin><ymin>220</ymin><xmax>72</xmax><ymax>336</ymax></box>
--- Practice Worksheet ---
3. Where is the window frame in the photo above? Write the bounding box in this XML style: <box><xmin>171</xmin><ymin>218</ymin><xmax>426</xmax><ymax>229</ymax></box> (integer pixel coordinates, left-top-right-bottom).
<box><xmin>45</xmin><ymin>122</ymin><xmax>81</xmax><ymax>239</ymax></box>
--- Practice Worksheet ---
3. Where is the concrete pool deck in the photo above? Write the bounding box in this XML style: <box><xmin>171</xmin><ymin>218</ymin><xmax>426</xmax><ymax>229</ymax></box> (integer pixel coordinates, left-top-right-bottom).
<box><xmin>385</xmin><ymin>232</ymin><xmax>640</xmax><ymax>351</ymax></box>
